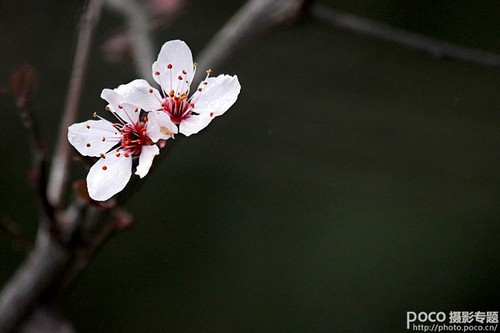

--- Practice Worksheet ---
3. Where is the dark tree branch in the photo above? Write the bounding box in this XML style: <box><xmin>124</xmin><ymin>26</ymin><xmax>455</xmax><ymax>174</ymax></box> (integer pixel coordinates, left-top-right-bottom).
<box><xmin>0</xmin><ymin>216</ymin><xmax>32</xmax><ymax>254</ymax></box>
<box><xmin>47</xmin><ymin>0</ymin><xmax>105</xmax><ymax>208</ymax></box>
<box><xmin>311</xmin><ymin>4</ymin><xmax>500</xmax><ymax>67</ymax></box>
<box><xmin>195</xmin><ymin>0</ymin><xmax>311</xmax><ymax>82</ymax></box>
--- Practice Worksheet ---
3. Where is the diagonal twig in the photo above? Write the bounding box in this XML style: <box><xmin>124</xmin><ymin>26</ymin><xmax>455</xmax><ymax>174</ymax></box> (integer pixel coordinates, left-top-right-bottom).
<box><xmin>311</xmin><ymin>4</ymin><xmax>500</xmax><ymax>67</ymax></box>
<box><xmin>47</xmin><ymin>0</ymin><xmax>105</xmax><ymax>208</ymax></box>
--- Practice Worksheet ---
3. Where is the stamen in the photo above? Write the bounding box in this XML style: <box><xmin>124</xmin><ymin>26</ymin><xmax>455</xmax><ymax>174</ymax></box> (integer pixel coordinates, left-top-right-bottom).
<box><xmin>102</xmin><ymin>166</ymin><xmax>107</xmax><ymax>170</ymax></box>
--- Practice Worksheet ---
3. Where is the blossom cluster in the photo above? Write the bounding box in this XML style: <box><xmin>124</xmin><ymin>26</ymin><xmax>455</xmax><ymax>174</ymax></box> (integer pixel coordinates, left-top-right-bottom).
<box><xmin>68</xmin><ymin>40</ymin><xmax>241</xmax><ymax>201</ymax></box>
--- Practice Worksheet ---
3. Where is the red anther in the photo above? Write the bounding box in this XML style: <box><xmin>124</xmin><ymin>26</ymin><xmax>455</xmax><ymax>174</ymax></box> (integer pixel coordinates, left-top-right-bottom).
<box><xmin>118</xmin><ymin>105</ymin><xmax>123</xmax><ymax>109</ymax></box>
<box><xmin>148</xmin><ymin>88</ymin><xmax>153</xmax><ymax>93</ymax></box>
<box><xmin>134</xmin><ymin>108</ymin><xmax>139</xmax><ymax>113</ymax></box>
<box><xmin>155</xmin><ymin>71</ymin><xmax>160</xmax><ymax>75</ymax></box>
<box><xmin>102</xmin><ymin>166</ymin><xmax>107</xmax><ymax>170</ymax></box>
<box><xmin>198</xmin><ymin>88</ymin><xmax>202</xmax><ymax>92</ymax></box>
<box><xmin>102</xmin><ymin>137</ymin><xmax>106</xmax><ymax>141</ymax></box>
<box><xmin>203</xmin><ymin>81</ymin><xmax>207</xmax><ymax>85</ymax></box>
<box><xmin>190</xmin><ymin>103</ymin><xmax>195</xmax><ymax>108</ymax></box>
<box><xmin>116</xmin><ymin>153</ymin><xmax>121</xmax><ymax>157</ymax></box>
<box><xmin>124</xmin><ymin>153</ymin><xmax>130</xmax><ymax>157</ymax></box>
<box><xmin>105</xmin><ymin>106</ymin><xmax>110</xmax><ymax>111</ymax></box>
<box><xmin>86</xmin><ymin>143</ymin><xmax>91</xmax><ymax>147</ymax></box>
<box><xmin>169</xmin><ymin>90</ymin><xmax>175</xmax><ymax>97</ymax></box>
<box><xmin>167</xmin><ymin>64</ymin><xmax>172</xmax><ymax>69</ymax></box>
<box><xmin>182</xmin><ymin>70</ymin><xmax>187</xmax><ymax>75</ymax></box>
<box><xmin>86</xmin><ymin>125</ymin><xmax>90</xmax><ymax>129</ymax></box>
<box><xmin>210</xmin><ymin>112</ymin><xmax>214</xmax><ymax>117</ymax></box>
<box><xmin>178</xmin><ymin>75</ymin><xmax>183</xmax><ymax>80</ymax></box>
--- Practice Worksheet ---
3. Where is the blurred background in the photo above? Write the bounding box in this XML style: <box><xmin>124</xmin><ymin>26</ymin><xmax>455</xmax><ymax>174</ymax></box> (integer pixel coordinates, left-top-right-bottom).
<box><xmin>0</xmin><ymin>0</ymin><xmax>499</xmax><ymax>332</ymax></box>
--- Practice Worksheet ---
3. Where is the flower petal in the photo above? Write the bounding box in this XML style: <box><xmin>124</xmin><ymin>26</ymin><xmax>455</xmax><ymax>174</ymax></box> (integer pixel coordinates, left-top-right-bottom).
<box><xmin>115</xmin><ymin>79</ymin><xmax>162</xmax><ymax>112</ymax></box>
<box><xmin>68</xmin><ymin>120</ymin><xmax>120</xmax><ymax>157</ymax></box>
<box><xmin>87</xmin><ymin>153</ymin><xmax>132</xmax><ymax>201</ymax></box>
<box><xmin>135</xmin><ymin>145</ymin><xmax>160</xmax><ymax>178</ymax></box>
<box><xmin>101</xmin><ymin>87</ymin><xmax>141</xmax><ymax>124</ymax></box>
<box><xmin>191</xmin><ymin>74</ymin><xmax>240</xmax><ymax>117</ymax></box>
<box><xmin>146</xmin><ymin>111</ymin><xmax>178</xmax><ymax>142</ymax></box>
<box><xmin>178</xmin><ymin>113</ymin><xmax>212</xmax><ymax>137</ymax></box>
<box><xmin>152</xmin><ymin>40</ymin><xmax>194</xmax><ymax>95</ymax></box>
<box><xmin>179</xmin><ymin>74</ymin><xmax>241</xmax><ymax>136</ymax></box>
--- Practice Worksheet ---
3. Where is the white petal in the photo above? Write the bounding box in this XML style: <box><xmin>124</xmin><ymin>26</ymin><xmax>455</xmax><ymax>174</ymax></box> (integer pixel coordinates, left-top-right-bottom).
<box><xmin>135</xmin><ymin>145</ymin><xmax>160</xmax><ymax>178</ymax></box>
<box><xmin>68</xmin><ymin>120</ymin><xmax>120</xmax><ymax>157</ymax></box>
<box><xmin>115</xmin><ymin>79</ymin><xmax>162</xmax><ymax>112</ymax></box>
<box><xmin>152</xmin><ymin>40</ymin><xmax>194</xmax><ymax>95</ymax></box>
<box><xmin>191</xmin><ymin>74</ymin><xmax>240</xmax><ymax>117</ymax></box>
<box><xmin>87</xmin><ymin>153</ymin><xmax>132</xmax><ymax>201</ymax></box>
<box><xmin>101</xmin><ymin>87</ymin><xmax>141</xmax><ymax>124</ymax></box>
<box><xmin>146</xmin><ymin>111</ymin><xmax>178</xmax><ymax>142</ymax></box>
<box><xmin>179</xmin><ymin>113</ymin><xmax>213</xmax><ymax>137</ymax></box>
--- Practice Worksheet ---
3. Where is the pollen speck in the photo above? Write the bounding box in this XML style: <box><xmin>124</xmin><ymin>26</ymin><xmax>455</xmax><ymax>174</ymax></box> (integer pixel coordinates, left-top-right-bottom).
<box><xmin>198</xmin><ymin>88</ymin><xmax>202</xmax><ymax>92</ymax></box>
<box><xmin>160</xmin><ymin>126</ymin><xmax>173</xmax><ymax>136</ymax></box>
<box><xmin>102</xmin><ymin>166</ymin><xmax>107</xmax><ymax>170</ymax></box>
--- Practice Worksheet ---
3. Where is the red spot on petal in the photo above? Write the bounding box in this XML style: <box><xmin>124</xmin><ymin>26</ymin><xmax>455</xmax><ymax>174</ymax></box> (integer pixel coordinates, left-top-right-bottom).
<box><xmin>86</xmin><ymin>125</ymin><xmax>90</xmax><ymax>129</ymax></box>
<box><xmin>102</xmin><ymin>166</ymin><xmax>107</xmax><ymax>170</ymax></box>
<box><xmin>155</xmin><ymin>71</ymin><xmax>160</xmax><ymax>75</ymax></box>
<box><xmin>167</xmin><ymin>64</ymin><xmax>172</xmax><ymax>69</ymax></box>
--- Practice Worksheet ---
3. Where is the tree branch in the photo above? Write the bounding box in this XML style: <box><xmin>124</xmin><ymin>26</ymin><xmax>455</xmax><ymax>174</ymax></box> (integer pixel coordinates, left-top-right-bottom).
<box><xmin>311</xmin><ymin>4</ymin><xmax>500</xmax><ymax>67</ymax></box>
<box><xmin>0</xmin><ymin>216</ymin><xmax>32</xmax><ymax>254</ymax></box>
<box><xmin>105</xmin><ymin>0</ymin><xmax>155</xmax><ymax>79</ymax></box>
<box><xmin>195</xmin><ymin>0</ymin><xmax>311</xmax><ymax>82</ymax></box>
<box><xmin>47</xmin><ymin>0</ymin><xmax>105</xmax><ymax>208</ymax></box>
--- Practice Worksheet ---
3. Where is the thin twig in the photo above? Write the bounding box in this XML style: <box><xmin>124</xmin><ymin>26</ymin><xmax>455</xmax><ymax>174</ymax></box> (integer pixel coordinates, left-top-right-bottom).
<box><xmin>195</xmin><ymin>0</ymin><xmax>311</xmax><ymax>82</ymax></box>
<box><xmin>47</xmin><ymin>0</ymin><xmax>105</xmax><ymax>208</ymax></box>
<box><xmin>311</xmin><ymin>4</ymin><xmax>500</xmax><ymax>67</ymax></box>
<box><xmin>105</xmin><ymin>0</ymin><xmax>155</xmax><ymax>79</ymax></box>
<box><xmin>10</xmin><ymin>65</ymin><xmax>56</xmax><ymax>231</ymax></box>
<box><xmin>0</xmin><ymin>216</ymin><xmax>32</xmax><ymax>254</ymax></box>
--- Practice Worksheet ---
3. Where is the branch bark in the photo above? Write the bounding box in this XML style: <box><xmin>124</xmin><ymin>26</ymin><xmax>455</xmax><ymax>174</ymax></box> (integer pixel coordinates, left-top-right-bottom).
<box><xmin>311</xmin><ymin>4</ymin><xmax>500</xmax><ymax>67</ymax></box>
<box><xmin>47</xmin><ymin>0</ymin><xmax>105</xmax><ymax>208</ymax></box>
<box><xmin>195</xmin><ymin>0</ymin><xmax>311</xmax><ymax>82</ymax></box>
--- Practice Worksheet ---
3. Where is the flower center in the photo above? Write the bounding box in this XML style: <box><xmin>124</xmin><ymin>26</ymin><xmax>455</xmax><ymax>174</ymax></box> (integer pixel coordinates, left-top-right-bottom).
<box><xmin>120</xmin><ymin>121</ymin><xmax>151</xmax><ymax>155</ymax></box>
<box><xmin>161</xmin><ymin>93</ymin><xmax>193</xmax><ymax>125</ymax></box>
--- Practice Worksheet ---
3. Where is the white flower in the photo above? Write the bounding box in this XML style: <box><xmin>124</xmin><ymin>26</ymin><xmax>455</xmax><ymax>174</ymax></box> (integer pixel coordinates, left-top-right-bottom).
<box><xmin>119</xmin><ymin>39</ymin><xmax>241</xmax><ymax>136</ymax></box>
<box><xmin>68</xmin><ymin>81</ymin><xmax>177</xmax><ymax>201</ymax></box>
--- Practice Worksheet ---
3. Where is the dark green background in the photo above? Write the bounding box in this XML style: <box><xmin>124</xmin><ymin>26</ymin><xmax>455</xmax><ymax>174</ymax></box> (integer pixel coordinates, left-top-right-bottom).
<box><xmin>1</xmin><ymin>0</ymin><xmax>499</xmax><ymax>332</ymax></box>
